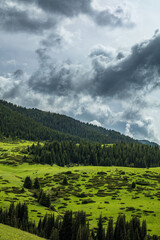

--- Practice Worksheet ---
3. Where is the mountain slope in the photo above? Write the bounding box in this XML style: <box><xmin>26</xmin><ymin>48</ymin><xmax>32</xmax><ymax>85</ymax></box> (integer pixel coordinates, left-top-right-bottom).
<box><xmin>0</xmin><ymin>99</ymin><xmax>135</xmax><ymax>143</ymax></box>
<box><xmin>0</xmin><ymin>102</ymin><xmax>81</xmax><ymax>142</ymax></box>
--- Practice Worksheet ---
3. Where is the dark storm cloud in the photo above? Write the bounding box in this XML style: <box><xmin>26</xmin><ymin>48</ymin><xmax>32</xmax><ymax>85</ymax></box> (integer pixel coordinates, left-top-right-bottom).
<box><xmin>2</xmin><ymin>70</ymin><xmax>24</xmax><ymax>99</ymax></box>
<box><xmin>28</xmin><ymin>33</ymin><xmax>160</xmax><ymax>99</ymax></box>
<box><xmin>93</xmin><ymin>7</ymin><xmax>135</xmax><ymax>28</ymax></box>
<box><xmin>14</xmin><ymin>0</ymin><xmax>91</xmax><ymax>17</ymax></box>
<box><xmin>0</xmin><ymin>2</ymin><xmax>56</xmax><ymax>33</ymax></box>
<box><xmin>14</xmin><ymin>0</ymin><xmax>134</xmax><ymax>28</ymax></box>
<box><xmin>90</xmin><ymin>33</ymin><xmax>160</xmax><ymax>97</ymax></box>
<box><xmin>3</xmin><ymin>84</ymin><xmax>20</xmax><ymax>99</ymax></box>
<box><xmin>116</xmin><ymin>52</ymin><xmax>125</xmax><ymax>60</ymax></box>
<box><xmin>131</xmin><ymin>124</ymin><xmax>151</xmax><ymax>139</ymax></box>
<box><xmin>37</xmin><ymin>0</ymin><xmax>134</xmax><ymax>28</ymax></box>
<box><xmin>36</xmin><ymin>0</ymin><xmax>91</xmax><ymax>17</ymax></box>
<box><xmin>29</xmin><ymin>48</ymin><xmax>72</xmax><ymax>95</ymax></box>
<box><xmin>13</xmin><ymin>70</ymin><xmax>24</xmax><ymax>79</ymax></box>
<box><xmin>40</xmin><ymin>33</ymin><xmax>63</xmax><ymax>48</ymax></box>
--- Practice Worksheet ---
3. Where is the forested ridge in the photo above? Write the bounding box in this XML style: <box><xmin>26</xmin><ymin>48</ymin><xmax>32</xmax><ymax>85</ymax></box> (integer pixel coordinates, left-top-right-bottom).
<box><xmin>0</xmin><ymin>102</ymin><xmax>82</xmax><ymax>142</ymax></box>
<box><xmin>0</xmin><ymin>202</ymin><xmax>159</xmax><ymax>240</ymax></box>
<box><xmin>0</xmin><ymin>99</ymin><xmax>135</xmax><ymax>144</ymax></box>
<box><xmin>28</xmin><ymin>141</ymin><xmax>160</xmax><ymax>168</ymax></box>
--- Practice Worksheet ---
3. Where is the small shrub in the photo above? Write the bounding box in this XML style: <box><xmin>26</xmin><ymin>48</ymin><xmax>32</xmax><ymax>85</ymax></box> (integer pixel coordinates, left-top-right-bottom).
<box><xmin>62</xmin><ymin>176</ymin><xmax>68</xmax><ymax>185</ymax></box>
<box><xmin>132</xmin><ymin>181</ymin><xmax>136</xmax><ymax>189</ymax></box>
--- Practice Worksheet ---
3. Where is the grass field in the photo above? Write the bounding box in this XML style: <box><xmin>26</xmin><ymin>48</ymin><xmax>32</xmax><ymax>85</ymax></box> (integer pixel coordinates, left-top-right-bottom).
<box><xmin>0</xmin><ymin>140</ymin><xmax>160</xmax><ymax>236</ymax></box>
<box><xmin>0</xmin><ymin>224</ymin><xmax>45</xmax><ymax>240</ymax></box>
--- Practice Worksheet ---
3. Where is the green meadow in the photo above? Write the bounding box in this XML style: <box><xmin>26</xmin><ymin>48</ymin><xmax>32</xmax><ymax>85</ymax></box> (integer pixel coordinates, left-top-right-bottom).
<box><xmin>0</xmin><ymin>140</ymin><xmax>160</xmax><ymax>236</ymax></box>
<box><xmin>0</xmin><ymin>224</ymin><xmax>45</xmax><ymax>240</ymax></box>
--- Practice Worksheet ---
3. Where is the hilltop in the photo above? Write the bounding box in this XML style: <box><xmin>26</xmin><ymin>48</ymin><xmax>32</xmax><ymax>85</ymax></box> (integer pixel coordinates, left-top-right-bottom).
<box><xmin>0</xmin><ymin>99</ymin><xmax>135</xmax><ymax>144</ymax></box>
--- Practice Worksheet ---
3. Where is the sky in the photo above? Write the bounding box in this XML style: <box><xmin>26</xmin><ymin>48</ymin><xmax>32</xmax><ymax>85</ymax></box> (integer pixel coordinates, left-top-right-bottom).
<box><xmin>1</xmin><ymin>0</ymin><xmax>160</xmax><ymax>143</ymax></box>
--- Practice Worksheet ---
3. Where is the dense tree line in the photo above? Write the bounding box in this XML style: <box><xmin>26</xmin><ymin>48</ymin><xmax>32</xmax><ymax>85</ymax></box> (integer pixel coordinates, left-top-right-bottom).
<box><xmin>28</xmin><ymin>141</ymin><xmax>160</xmax><ymax>168</ymax></box>
<box><xmin>0</xmin><ymin>99</ymin><xmax>135</xmax><ymax>144</ymax></box>
<box><xmin>0</xmin><ymin>202</ymin><xmax>159</xmax><ymax>240</ymax></box>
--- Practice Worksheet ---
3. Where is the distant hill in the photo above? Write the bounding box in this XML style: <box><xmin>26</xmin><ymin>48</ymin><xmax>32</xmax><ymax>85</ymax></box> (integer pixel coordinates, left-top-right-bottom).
<box><xmin>138</xmin><ymin>139</ymin><xmax>159</xmax><ymax>147</ymax></box>
<box><xmin>0</xmin><ymin>99</ymin><xmax>136</xmax><ymax>143</ymax></box>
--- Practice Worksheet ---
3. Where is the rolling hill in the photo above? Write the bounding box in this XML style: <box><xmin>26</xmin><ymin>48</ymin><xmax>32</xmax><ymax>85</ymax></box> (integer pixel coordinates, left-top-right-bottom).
<box><xmin>0</xmin><ymin>99</ymin><xmax>135</xmax><ymax>144</ymax></box>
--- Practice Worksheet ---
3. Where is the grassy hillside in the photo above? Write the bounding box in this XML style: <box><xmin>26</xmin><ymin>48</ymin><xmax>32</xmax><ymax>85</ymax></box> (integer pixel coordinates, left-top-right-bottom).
<box><xmin>0</xmin><ymin>99</ymin><xmax>135</xmax><ymax>144</ymax></box>
<box><xmin>0</xmin><ymin>140</ymin><xmax>160</xmax><ymax>236</ymax></box>
<box><xmin>0</xmin><ymin>224</ymin><xmax>45</xmax><ymax>240</ymax></box>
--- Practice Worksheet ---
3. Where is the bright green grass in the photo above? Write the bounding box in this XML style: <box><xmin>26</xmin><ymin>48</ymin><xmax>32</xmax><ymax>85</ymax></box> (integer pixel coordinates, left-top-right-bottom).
<box><xmin>0</xmin><ymin>140</ymin><xmax>35</xmax><ymax>165</ymax></box>
<box><xmin>0</xmin><ymin>224</ymin><xmax>45</xmax><ymax>240</ymax></box>
<box><xmin>0</xmin><ymin>140</ymin><xmax>160</xmax><ymax>236</ymax></box>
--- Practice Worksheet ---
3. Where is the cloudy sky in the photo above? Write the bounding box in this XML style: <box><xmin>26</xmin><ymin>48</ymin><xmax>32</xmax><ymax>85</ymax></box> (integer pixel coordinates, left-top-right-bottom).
<box><xmin>1</xmin><ymin>0</ymin><xmax>160</xmax><ymax>143</ymax></box>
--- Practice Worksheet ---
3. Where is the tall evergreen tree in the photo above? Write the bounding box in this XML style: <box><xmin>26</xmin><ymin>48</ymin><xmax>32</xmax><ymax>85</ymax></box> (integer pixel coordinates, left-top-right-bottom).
<box><xmin>106</xmin><ymin>218</ymin><xmax>114</xmax><ymax>240</ymax></box>
<box><xmin>96</xmin><ymin>215</ymin><xmax>105</xmax><ymax>240</ymax></box>
<box><xmin>33</xmin><ymin>177</ymin><xmax>40</xmax><ymax>189</ymax></box>
<box><xmin>60</xmin><ymin>211</ymin><xmax>72</xmax><ymax>240</ymax></box>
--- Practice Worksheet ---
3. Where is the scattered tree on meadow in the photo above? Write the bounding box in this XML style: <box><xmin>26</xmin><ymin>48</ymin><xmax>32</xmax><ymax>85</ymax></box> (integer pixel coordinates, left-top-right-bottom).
<box><xmin>23</xmin><ymin>176</ymin><xmax>32</xmax><ymax>189</ymax></box>
<box><xmin>33</xmin><ymin>177</ymin><xmax>40</xmax><ymax>189</ymax></box>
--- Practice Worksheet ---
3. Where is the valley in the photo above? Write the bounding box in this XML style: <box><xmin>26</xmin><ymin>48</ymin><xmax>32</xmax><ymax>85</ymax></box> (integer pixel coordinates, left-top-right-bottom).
<box><xmin>0</xmin><ymin>140</ymin><xmax>160</xmax><ymax>236</ymax></box>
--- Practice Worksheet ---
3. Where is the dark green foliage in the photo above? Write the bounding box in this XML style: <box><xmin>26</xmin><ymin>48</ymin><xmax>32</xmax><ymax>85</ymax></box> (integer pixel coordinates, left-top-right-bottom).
<box><xmin>132</xmin><ymin>181</ymin><xmax>136</xmax><ymax>189</ymax></box>
<box><xmin>50</xmin><ymin>227</ymin><xmax>59</xmax><ymax>240</ymax></box>
<box><xmin>97</xmin><ymin>214</ymin><xmax>105</xmax><ymax>240</ymax></box>
<box><xmin>0</xmin><ymin>101</ymin><xmax>81</xmax><ymax>142</ymax></box>
<box><xmin>59</xmin><ymin>211</ymin><xmax>72</xmax><ymax>240</ymax></box>
<box><xmin>106</xmin><ymin>218</ymin><xmax>114</xmax><ymax>240</ymax></box>
<box><xmin>62</xmin><ymin>176</ymin><xmax>68</xmax><ymax>185</ymax></box>
<box><xmin>38</xmin><ymin>190</ymin><xmax>51</xmax><ymax>208</ymax></box>
<box><xmin>29</xmin><ymin>141</ymin><xmax>160</xmax><ymax>168</ymax></box>
<box><xmin>0</xmin><ymin>203</ymin><xmax>159</xmax><ymax>240</ymax></box>
<box><xmin>33</xmin><ymin>177</ymin><xmax>40</xmax><ymax>189</ymax></box>
<box><xmin>0</xmin><ymin>99</ymin><xmax>135</xmax><ymax>144</ymax></box>
<box><xmin>0</xmin><ymin>202</ymin><xmax>35</xmax><ymax>234</ymax></box>
<box><xmin>76</xmin><ymin>224</ymin><xmax>90</xmax><ymax>240</ymax></box>
<box><xmin>23</xmin><ymin>176</ymin><xmax>32</xmax><ymax>189</ymax></box>
<box><xmin>141</xmin><ymin>220</ymin><xmax>147</xmax><ymax>240</ymax></box>
<box><xmin>72</xmin><ymin>211</ymin><xmax>88</xmax><ymax>240</ymax></box>
<box><xmin>114</xmin><ymin>215</ymin><xmax>127</xmax><ymax>240</ymax></box>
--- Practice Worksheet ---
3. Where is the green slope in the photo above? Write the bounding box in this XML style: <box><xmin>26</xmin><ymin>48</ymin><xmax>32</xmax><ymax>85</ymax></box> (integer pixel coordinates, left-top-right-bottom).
<box><xmin>0</xmin><ymin>224</ymin><xmax>45</xmax><ymax>240</ymax></box>
<box><xmin>0</xmin><ymin>99</ymin><xmax>135</xmax><ymax>143</ymax></box>
<box><xmin>0</xmin><ymin>102</ymin><xmax>81</xmax><ymax>142</ymax></box>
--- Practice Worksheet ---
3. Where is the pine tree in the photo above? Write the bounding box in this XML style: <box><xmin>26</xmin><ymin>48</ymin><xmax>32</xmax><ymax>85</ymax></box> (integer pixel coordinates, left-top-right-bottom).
<box><xmin>50</xmin><ymin>227</ymin><xmax>59</xmax><ymax>240</ymax></box>
<box><xmin>33</xmin><ymin>177</ymin><xmax>40</xmax><ymax>189</ymax></box>
<box><xmin>76</xmin><ymin>224</ymin><xmax>89</xmax><ymax>240</ymax></box>
<box><xmin>62</xmin><ymin>176</ymin><xmax>68</xmax><ymax>185</ymax></box>
<box><xmin>141</xmin><ymin>220</ymin><xmax>147</xmax><ymax>240</ymax></box>
<box><xmin>60</xmin><ymin>211</ymin><xmax>72</xmax><ymax>240</ymax></box>
<box><xmin>114</xmin><ymin>215</ymin><xmax>127</xmax><ymax>240</ymax></box>
<box><xmin>96</xmin><ymin>214</ymin><xmax>105</xmax><ymax>240</ymax></box>
<box><xmin>23</xmin><ymin>176</ymin><xmax>32</xmax><ymax>189</ymax></box>
<box><xmin>39</xmin><ymin>191</ymin><xmax>51</xmax><ymax>208</ymax></box>
<box><xmin>106</xmin><ymin>218</ymin><xmax>114</xmax><ymax>240</ymax></box>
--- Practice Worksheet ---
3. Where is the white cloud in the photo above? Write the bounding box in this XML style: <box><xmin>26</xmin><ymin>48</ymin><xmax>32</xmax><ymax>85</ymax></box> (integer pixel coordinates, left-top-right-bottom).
<box><xmin>89</xmin><ymin>120</ymin><xmax>102</xmax><ymax>127</ymax></box>
<box><xmin>125</xmin><ymin>122</ymin><xmax>133</xmax><ymax>138</ymax></box>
